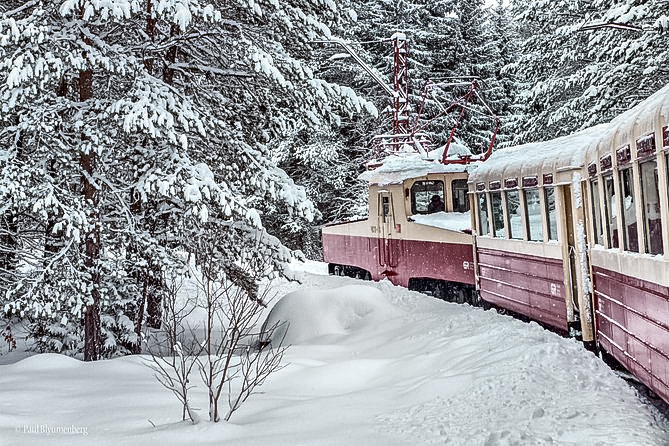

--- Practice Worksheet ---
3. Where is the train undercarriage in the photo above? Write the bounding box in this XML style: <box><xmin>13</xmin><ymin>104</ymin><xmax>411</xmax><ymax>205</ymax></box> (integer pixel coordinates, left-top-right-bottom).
<box><xmin>328</xmin><ymin>262</ymin><xmax>482</xmax><ymax>307</ymax></box>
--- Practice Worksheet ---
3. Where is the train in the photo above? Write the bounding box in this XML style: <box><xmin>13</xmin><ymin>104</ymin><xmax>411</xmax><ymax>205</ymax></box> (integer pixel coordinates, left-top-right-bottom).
<box><xmin>322</xmin><ymin>83</ymin><xmax>669</xmax><ymax>405</ymax></box>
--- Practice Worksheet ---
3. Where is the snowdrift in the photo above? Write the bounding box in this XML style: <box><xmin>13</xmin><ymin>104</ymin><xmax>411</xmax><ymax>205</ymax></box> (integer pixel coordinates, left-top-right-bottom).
<box><xmin>263</xmin><ymin>284</ymin><xmax>402</xmax><ymax>345</ymax></box>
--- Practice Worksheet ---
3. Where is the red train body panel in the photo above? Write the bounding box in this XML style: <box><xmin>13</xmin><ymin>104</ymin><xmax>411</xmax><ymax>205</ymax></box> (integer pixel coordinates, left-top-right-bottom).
<box><xmin>477</xmin><ymin>248</ymin><xmax>567</xmax><ymax>332</ymax></box>
<box><xmin>322</xmin><ymin>232</ymin><xmax>474</xmax><ymax>288</ymax></box>
<box><xmin>593</xmin><ymin>266</ymin><xmax>669</xmax><ymax>403</ymax></box>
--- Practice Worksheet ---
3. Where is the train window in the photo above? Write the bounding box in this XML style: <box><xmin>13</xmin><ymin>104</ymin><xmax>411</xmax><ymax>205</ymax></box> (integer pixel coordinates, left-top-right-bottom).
<box><xmin>640</xmin><ymin>159</ymin><xmax>663</xmax><ymax>254</ymax></box>
<box><xmin>451</xmin><ymin>180</ymin><xmax>469</xmax><ymax>212</ymax></box>
<box><xmin>506</xmin><ymin>190</ymin><xmax>523</xmax><ymax>239</ymax></box>
<box><xmin>524</xmin><ymin>188</ymin><xmax>543</xmax><ymax>241</ymax></box>
<box><xmin>619</xmin><ymin>168</ymin><xmax>639</xmax><ymax>252</ymax></box>
<box><xmin>603</xmin><ymin>174</ymin><xmax>619</xmax><ymax>248</ymax></box>
<box><xmin>545</xmin><ymin>187</ymin><xmax>558</xmax><ymax>241</ymax></box>
<box><xmin>490</xmin><ymin>191</ymin><xmax>505</xmax><ymax>238</ymax></box>
<box><xmin>590</xmin><ymin>179</ymin><xmax>604</xmax><ymax>245</ymax></box>
<box><xmin>381</xmin><ymin>196</ymin><xmax>391</xmax><ymax>222</ymax></box>
<box><xmin>477</xmin><ymin>193</ymin><xmax>490</xmax><ymax>236</ymax></box>
<box><xmin>411</xmin><ymin>181</ymin><xmax>444</xmax><ymax>215</ymax></box>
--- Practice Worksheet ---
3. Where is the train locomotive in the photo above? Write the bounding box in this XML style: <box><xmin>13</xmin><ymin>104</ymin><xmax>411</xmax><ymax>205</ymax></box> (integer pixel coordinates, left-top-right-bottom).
<box><xmin>322</xmin><ymin>84</ymin><xmax>669</xmax><ymax>405</ymax></box>
<box><xmin>322</xmin><ymin>151</ymin><xmax>479</xmax><ymax>302</ymax></box>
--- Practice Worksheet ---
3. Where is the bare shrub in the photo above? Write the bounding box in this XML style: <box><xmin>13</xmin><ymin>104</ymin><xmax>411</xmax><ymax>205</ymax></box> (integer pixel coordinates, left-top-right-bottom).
<box><xmin>195</xmin><ymin>252</ymin><xmax>288</xmax><ymax>422</ymax></box>
<box><xmin>144</xmin><ymin>274</ymin><xmax>203</xmax><ymax>424</ymax></box>
<box><xmin>146</xmin><ymin>244</ymin><xmax>289</xmax><ymax>424</ymax></box>
<box><xmin>2</xmin><ymin>324</ymin><xmax>16</xmax><ymax>353</ymax></box>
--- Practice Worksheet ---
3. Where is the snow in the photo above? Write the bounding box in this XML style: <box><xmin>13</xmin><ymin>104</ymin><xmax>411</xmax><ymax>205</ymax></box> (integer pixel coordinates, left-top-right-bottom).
<box><xmin>360</xmin><ymin>154</ymin><xmax>471</xmax><ymax>185</ymax></box>
<box><xmin>471</xmin><ymin>125</ymin><xmax>608</xmax><ymax>186</ymax></box>
<box><xmin>428</xmin><ymin>140</ymin><xmax>474</xmax><ymax>160</ymax></box>
<box><xmin>411</xmin><ymin>211</ymin><xmax>472</xmax><ymax>232</ymax></box>
<box><xmin>263</xmin><ymin>285</ymin><xmax>401</xmax><ymax>345</ymax></box>
<box><xmin>1</xmin><ymin>269</ymin><xmax>667</xmax><ymax>445</ymax></box>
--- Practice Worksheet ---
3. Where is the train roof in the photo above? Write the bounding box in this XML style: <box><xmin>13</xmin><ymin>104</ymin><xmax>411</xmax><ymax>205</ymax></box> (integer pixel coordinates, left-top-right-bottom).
<box><xmin>359</xmin><ymin>155</ymin><xmax>472</xmax><ymax>185</ymax></box>
<box><xmin>360</xmin><ymin>141</ymin><xmax>477</xmax><ymax>185</ymax></box>
<box><xmin>470</xmin><ymin>83</ymin><xmax>669</xmax><ymax>187</ymax></box>
<box><xmin>589</xmin><ymin>82</ymin><xmax>669</xmax><ymax>159</ymax></box>
<box><xmin>469</xmin><ymin>124</ymin><xmax>607</xmax><ymax>186</ymax></box>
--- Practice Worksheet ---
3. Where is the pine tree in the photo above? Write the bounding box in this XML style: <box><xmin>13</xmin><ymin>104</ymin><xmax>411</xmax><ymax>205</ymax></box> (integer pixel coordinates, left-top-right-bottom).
<box><xmin>0</xmin><ymin>0</ymin><xmax>372</xmax><ymax>358</ymax></box>
<box><xmin>508</xmin><ymin>0</ymin><xmax>669</xmax><ymax>144</ymax></box>
<box><xmin>487</xmin><ymin>3</ymin><xmax>520</xmax><ymax>147</ymax></box>
<box><xmin>507</xmin><ymin>0</ymin><xmax>593</xmax><ymax>143</ymax></box>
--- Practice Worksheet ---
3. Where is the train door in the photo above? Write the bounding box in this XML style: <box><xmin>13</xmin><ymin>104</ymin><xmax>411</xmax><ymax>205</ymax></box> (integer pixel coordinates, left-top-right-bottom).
<box><xmin>560</xmin><ymin>184</ymin><xmax>595</xmax><ymax>342</ymax></box>
<box><xmin>377</xmin><ymin>191</ymin><xmax>399</xmax><ymax>268</ymax></box>
<box><xmin>560</xmin><ymin>186</ymin><xmax>580</xmax><ymax>326</ymax></box>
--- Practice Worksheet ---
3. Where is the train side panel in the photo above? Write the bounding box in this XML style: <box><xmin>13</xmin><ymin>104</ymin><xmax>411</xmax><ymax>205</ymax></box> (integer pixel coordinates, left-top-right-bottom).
<box><xmin>322</xmin><ymin>219</ymin><xmax>378</xmax><ymax>276</ymax></box>
<box><xmin>591</xmin><ymin>251</ymin><xmax>669</xmax><ymax>403</ymax></box>
<box><xmin>323</xmin><ymin>222</ymin><xmax>474</xmax><ymax>288</ymax></box>
<box><xmin>475</xmin><ymin>238</ymin><xmax>569</xmax><ymax>331</ymax></box>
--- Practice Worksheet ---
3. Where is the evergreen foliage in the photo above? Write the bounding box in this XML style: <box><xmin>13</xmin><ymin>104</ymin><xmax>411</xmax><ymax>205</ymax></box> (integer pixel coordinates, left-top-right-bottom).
<box><xmin>3</xmin><ymin>0</ymin><xmax>669</xmax><ymax>360</ymax></box>
<box><xmin>0</xmin><ymin>0</ymin><xmax>372</xmax><ymax>358</ymax></box>
<box><xmin>508</xmin><ymin>0</ymin><xmax>669</xmax><ymax>144</ymax></box>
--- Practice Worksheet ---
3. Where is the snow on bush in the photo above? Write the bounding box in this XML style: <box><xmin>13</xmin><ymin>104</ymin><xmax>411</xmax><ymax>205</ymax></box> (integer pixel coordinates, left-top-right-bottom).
<box><xmin>263</xmin><ymin>285</ymin><xmax>402</xmax><ymax>345</ymax></box>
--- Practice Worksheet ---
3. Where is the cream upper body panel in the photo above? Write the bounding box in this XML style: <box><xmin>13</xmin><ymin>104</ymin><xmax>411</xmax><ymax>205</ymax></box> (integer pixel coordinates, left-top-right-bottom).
<box><xmin>323</xmin><ymin>172</ymin><xmax>474</xmax><ymax>245</ymax></box>
<box><xmin>590</xmin><ymin>248</ymin><xmax>669</xmax><ymax>287</ymax></box>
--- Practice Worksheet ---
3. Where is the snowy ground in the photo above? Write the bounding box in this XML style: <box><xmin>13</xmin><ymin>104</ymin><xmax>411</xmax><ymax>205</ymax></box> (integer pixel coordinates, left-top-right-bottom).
<box><xmin>1</xmin><ymin>261</ymin><xmax>668</xmax><ymax>445</ymax></box>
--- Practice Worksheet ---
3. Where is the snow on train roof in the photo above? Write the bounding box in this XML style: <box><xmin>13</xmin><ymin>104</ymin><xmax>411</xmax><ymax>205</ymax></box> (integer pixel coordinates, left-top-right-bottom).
<box><xmin>469</xmin><ymin>124</ymin><xmax>608</xmax><ymax>185</ymax></box>
<box><xmin>596</xmin><ymin>82</ymin><xmax>669</xmax><ymax>148</ymax></box>
<box><xmin>359</xmin><ymin>141</ymin><xmax>475</xmax><ymax>185</ymax></box>
<box><xmin>471</xmin><ymin>83</ymin><xmax>669</xmax><ymax>186</ymax></box>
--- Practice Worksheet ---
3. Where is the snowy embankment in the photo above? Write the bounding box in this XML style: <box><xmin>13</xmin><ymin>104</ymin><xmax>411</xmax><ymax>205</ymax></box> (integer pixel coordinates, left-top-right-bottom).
<box><xmin>1</xmin><ymin>263</ymin><xmax>668</xmax><ymax>445</ymax></box>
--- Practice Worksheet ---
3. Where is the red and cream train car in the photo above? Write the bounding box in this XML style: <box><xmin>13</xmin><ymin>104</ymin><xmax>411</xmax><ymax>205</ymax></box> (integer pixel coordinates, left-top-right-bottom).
<box><xmin>322</xmin><ymin>159</ymin><xmax>479</xmax><ymax>301</ymax></box>
<box><xmin>322</xmin><ymin>85</ymin><xmax>669</xmax><ymax>405</ymax></box>
<box><xmin>468</xmin><ymin>85</ymin><xmax>669</xmax><ymax>403</ymax></box>
<box><xmin>467</xmin><ymin>126</ymin><xmax>606</xmax><ymax>340</ymax></box>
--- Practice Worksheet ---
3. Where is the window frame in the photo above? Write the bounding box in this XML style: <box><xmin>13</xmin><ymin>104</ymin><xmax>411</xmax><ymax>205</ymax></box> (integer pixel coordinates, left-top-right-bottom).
<box><xmin>639</xmin><ymin>157</ymin><xmax>664</xmax><ymax>255</ymax></box>
<box><xmin>477</xmin><ymin>192</ymin><xmax>490</xmax><ymax>236</ymax></box>
<box><xmin>410</xmin><ymin>180</ymin><xmax>445</xmax><ymax>215</ymax></box>
<box><xmin>618</xmin><ymin>166</ymin><xmax>639</xmax><ymax>252</ymax></box>
<box><xmin>589</xmin><ymin>178</ymin><xmax>604</xmax><ymax>246</ymax></box>
<box><xmin>544</xmin><ymin>186</ymin><xmax>558</xmax><ymax>242</ymax></box>
<box><xmin>505</xmin><ymin>188</ymin><xmax>523</xmax><ymax>240</ymax></box>
<box><xmin>490</xmin><ymin>190</ymin><xmax>506</xmax><ymax>238</ymax></box>
<box><xmin>451</xmin><ymin>179</ymin><xmax>469</xmax><ymax>213</ymax></box>
<box><xmin>524</xmin><ymin>187</ymin><xmax>543</xmax><ymax>242</ymax></box>
<box><xmin>603</xmin><ymin>173</ymin><xmax>618</xmax><ymax>249</ymax></box>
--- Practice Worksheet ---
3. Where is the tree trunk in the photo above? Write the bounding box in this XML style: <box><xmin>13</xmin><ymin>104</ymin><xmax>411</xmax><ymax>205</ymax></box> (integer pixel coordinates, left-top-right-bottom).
<box><xmin>164</xmin><ymin>24</ymin><xmax>179</xmax><ymax>86</ymax></box>
<box><xmin>0</xmin><ymin>118</ymin><xmax>21</xmax><ymax>277</ymax></box>
<box><xmin>144</xmin><ymin>0</ymin><xmax>156</xmax><ymax>73</ymax></box>
<box><xmin>0</xmin><ymin>215</ymin><xmax>18</xmax><ymax>296</ymax></box>
<box><xmin>142</xmin><ymin>20</ymin><xmax>181</xmax><ymax>330</ymax></box>
<box><xmin>131</xmin><ymin>0</ymin><xmax>164</xmax><ymax>346</ymax></box>
<box><xmin>79</xmin><ymin>30</ymin><xmax>101</xmax><ymax>361</ymax></box>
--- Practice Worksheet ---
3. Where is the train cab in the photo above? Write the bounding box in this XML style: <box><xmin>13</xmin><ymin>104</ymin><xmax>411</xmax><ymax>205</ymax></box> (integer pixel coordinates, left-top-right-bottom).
<box><xmin>322</xmin><ymin>156</ymin><xmax>479</xmax><ymax>301</ymax></box>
